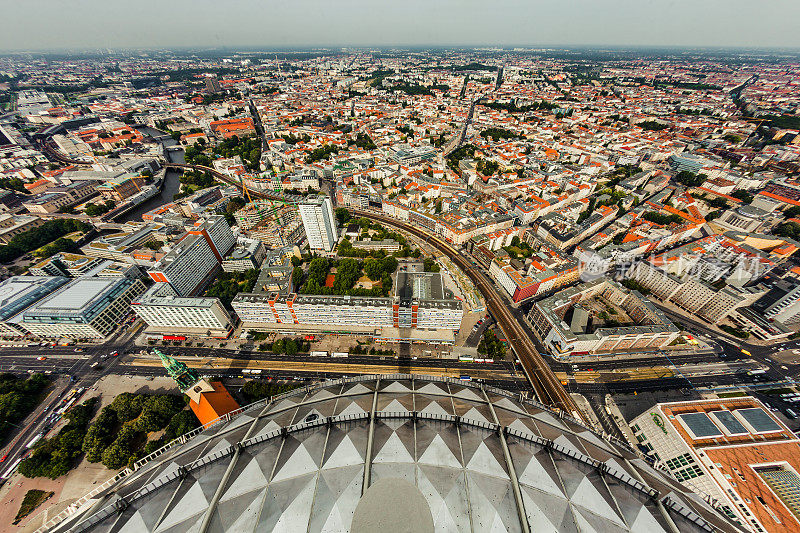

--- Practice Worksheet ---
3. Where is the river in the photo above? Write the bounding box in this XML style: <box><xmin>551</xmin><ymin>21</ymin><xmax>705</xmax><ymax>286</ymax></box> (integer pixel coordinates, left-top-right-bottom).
<box><xmin>119</xmin><ymin>127</ymin><xmax>185</xmax><ymax>222</ymax></box>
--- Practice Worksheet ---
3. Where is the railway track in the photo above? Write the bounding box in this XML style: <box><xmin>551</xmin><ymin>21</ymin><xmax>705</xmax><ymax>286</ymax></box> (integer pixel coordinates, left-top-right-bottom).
<box><xmin>350</xmin><ymin>209</ymin><xmax>581</xmax><ymax>419</ymax></box>
<box><xmin>39</xmin><ymin>141</ymin><xmax>580</xmax><ymax>417</ymax></box>
<box><xmin>164</xmin><ymin>162</ymin><xmax>301</xmax><ymax>204</ymax></box>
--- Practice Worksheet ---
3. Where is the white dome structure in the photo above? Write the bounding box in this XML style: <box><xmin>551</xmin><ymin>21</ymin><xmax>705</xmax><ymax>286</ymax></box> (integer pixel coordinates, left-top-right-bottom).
<box><xmin>48</xmin><ymin>375</ymin><xmax>745</xmax><ymax>533</ymax></box>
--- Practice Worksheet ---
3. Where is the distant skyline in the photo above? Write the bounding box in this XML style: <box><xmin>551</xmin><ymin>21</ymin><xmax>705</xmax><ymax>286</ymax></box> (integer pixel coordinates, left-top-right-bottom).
<box><xmin>3</xmin><ymin>0</ymin><xmax>800</xmax><ymax>52</ymax></box>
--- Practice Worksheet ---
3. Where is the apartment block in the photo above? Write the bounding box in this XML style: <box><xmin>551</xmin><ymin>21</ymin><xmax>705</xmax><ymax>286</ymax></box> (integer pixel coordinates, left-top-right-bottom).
<box><xmin>147</xmin><ymin>216</ymin><xmax>235</xmax><ymax>296</ymax></box>
<box><xmin>298</xmin><ymin>196</ymin><xmax>338</xmax><ymax>251</ymax></box>
<box><xmin>232</xmin><ymin>272</ymin><xmax>462</xmax><ymax>342</ymax></box>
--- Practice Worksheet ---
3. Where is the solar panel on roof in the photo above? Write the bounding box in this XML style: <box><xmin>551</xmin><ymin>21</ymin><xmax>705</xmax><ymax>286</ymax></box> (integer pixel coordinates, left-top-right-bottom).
<box><xmin>678</xmin><ymin>412</ymin><xmax>723</xmax><ymax>438</ymax></box>
<box><xmin>709</xmin><ymin>410</ymin><xmax>748</xmax><ymax>435</ymax></box>
<box><xmin>736</xmin><ymin>408</ymin><xmax>782</xmax><ymax>433</ymax></box>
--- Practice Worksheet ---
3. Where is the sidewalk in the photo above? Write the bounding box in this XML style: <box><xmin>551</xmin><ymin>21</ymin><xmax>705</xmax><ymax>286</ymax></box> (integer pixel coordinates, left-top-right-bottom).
<box><xmin>651</xmin><ymin>298</ymin><xmax>772</xmax><ymax>347</ymax></box>
<box><xmin>604</xmin><ymin>394</ymin><xmax>638</xmax><ymax>449</ymax></box>
<box><xmin>570</xmin><ymin>393</ymin><xmax>603</xmax><ymax>433</ymax></box>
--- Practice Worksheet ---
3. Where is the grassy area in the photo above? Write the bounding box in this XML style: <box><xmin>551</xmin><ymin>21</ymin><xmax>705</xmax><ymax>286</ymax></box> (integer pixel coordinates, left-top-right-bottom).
<box><xmin>717</xmin><ymin>391</ymin><xmax>747</xmax><ymax>398</ymax></box>
<box><xmin>761</xmin><ymin>387</ymin><xmax>795</xmax><ymax>396</ymax></box>
<box><xmin>32</xmin><ymin>232</ymin><xmax>85</xmax><ymax>256</ymax></box>
<box><xmin>13</xmin><ymin>489</ymin><xmax>54</xmax><ymax>524</ymax></box>
<box><xmin>719</xmin><ymin>324</ymin><xmax>750</xmax><ymax>339</ymax></box>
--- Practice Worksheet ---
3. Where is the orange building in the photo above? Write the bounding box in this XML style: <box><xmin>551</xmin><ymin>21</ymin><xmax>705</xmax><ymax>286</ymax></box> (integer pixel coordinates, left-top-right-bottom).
<box><xmin>186</xmin><ymin>380</ymin><xmax>241</xmax><ymax>428</ymax></box>
<box><xmin>209</xmin><ymin>118</ymin><xmax>256</xmax><ymax>139</ymax></box>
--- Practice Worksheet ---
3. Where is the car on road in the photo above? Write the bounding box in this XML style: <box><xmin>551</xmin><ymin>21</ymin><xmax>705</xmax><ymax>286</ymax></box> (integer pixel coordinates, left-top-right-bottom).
<box><xmin>110</xmin><ymin>351</ymin><xmax>118</xmax><ymax>357</ymax></box>
<box><xmin>36</xmin><ymin>356</ymin><xmax>47</xmax><ymax>361</ymax></box>
<box><xmin>0</xmin><ymin>454</ymin><xmax>7</xmax><ymax>463</ymax></box>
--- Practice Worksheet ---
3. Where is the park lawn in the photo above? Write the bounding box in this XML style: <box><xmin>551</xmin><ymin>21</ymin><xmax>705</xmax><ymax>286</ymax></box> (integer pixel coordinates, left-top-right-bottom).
<box><xmin>14</xmin><ymin>489</ymin><xmax>54</xmax><ymax>524</ymax></box>
<box><xmin>32</xmin><ymin>231</ymin><xmax>86</xmax><ymax>256</ymax></box>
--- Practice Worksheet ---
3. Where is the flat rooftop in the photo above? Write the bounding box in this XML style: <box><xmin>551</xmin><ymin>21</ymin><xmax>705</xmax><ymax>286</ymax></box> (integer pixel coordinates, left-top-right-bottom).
<box><xmin>23</xmin><ymin>277</ymin><xmax>136</xmax><ymax>323</ymax></box>
<box><xmin>394</xmin><ymin>271</ymin><xmax>449</xmax><ymax>300</ymax></box>
<box><xmin>0</xmin><ymin>276</ymin><xmax>69</xmax><ymax>321</ymax></box>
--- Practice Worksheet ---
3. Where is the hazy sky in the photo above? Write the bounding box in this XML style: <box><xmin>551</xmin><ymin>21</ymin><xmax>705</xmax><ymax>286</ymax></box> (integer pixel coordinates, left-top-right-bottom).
<box><xmin>3</xmin><ymin>0</ymin><xmax>799</xmax><ymax>51</ymax></box>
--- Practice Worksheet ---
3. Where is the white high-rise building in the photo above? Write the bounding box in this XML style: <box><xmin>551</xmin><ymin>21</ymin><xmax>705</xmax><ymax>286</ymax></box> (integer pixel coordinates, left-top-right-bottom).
<box><xmin>147</xmin><ymin>215</ymin><xmax>235</xmax><ymax>297</ymax></box>
<box><xmin>298</xmin><ymin>196</ymin><xmax>338</xmax><ymax>251</ymax></box>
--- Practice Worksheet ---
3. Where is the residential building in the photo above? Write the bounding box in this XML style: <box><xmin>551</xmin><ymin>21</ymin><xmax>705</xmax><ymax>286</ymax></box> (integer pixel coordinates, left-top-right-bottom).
<box><xmin>222</xmin><ymin>238</ymin><xmax>266</xmax><ymax>272</ymax></box>
<box><xmin>22</xmin><ymin>181</ymin><xmax>96</xmax><ymax>214</ymax></box>
<box><xmin>96</xmin><ymin>175</ymin><xmax>147</xmax><ymax>202</ymax></box>
<box><xmin>627</xmin><ymin>260</ymin><xmax>764</xmax><ymax>323</ymax></box>
<box><xmin>232</xmin><ymin>272</ymin><xmax>462</xmax><ymax>342</ymax></box>
<box><xmin>298</xmin><ymin>196</ymin><xmax>338</xmax><ymax>252</ymax></box>
<box><xmin>148</xmin><ymin>216</ymin><xmax>236</xmax><ymax>296</ymax></box>
<box><xmin>0</xmin><ymin>189</ymin><xmax>22</xmax><ymax>212</ymax></box>
<box><xmin>209</xmin><ymin>118</ymin><xmax>255</xmax><ymax>139</ymax></box>
<box><xmin>349</xmin><ymin>239</ymin><xmax>401</xmax><ymax>252</ymax></box>
<box><xmin>0</xmin><ymin>214</ymin><xmax>44</xmax><ymax>244</ymax></box>
<box><xmin>29</xmin><ymin>252</ymin><xmax>143</xmax><ymax>279</ymax></box>
<box><xmin>528</xmin><ymin>278</ymin><xmax>680</xmax><ymax>357</ymax></box>
<box><xmin>751</xmin><ymin>278</ymin><xmax>800</xmax><ymax>328</ymax></box>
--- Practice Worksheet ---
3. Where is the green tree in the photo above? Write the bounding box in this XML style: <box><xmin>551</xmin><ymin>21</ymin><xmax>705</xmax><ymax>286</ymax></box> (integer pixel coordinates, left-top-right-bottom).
<box><xmin>285</xmin><ymin>339</ymin><xmax>298</xmax><ymax>356</ymax></box>
<box><xmin>363</xmin><ymin>258</ymin><xmax>382</xmax><ymax>281</ymax></box>
<box><xmin>273</xmin><ymin>338</ymin><xmax>285</xmax><ymax>354</ymax></box>
<box><xmin>226</xmin><ymin>197</ymin><xmax>247</xmax><ymax>214</ymax></box>
<box><xmin>0</xmin><ymin>374</ymin><xmax>50</xmax><ymax>445</ymax></box>
<box><xmin>306</xmin><ymin>258</ymin><xmax>330</xmax><ymax>285</ymax></box>
<box><xmin>423</xmin><ymin>257</ymin><xmax>440</xmax><ymax>273</ymax></box>
<box><xmin>19</xmin><ymin>398</ymin><xmax>97</xmax><ymax>479</ymax></box>
<box><xmin>36</xmin><ymin>237</ymin><xmax>81</xmax><ymax>259</ymax></box>
<box><xmin>292</xmin><ymin>267</ymin><xmax>305</xmax><ymax>288</ymax></box>
<box><xmin>0</xmin><ymin>219</ymin><xmax>89</xmax><ymax>263</ymax></box>
<box><xmin>674</xmin><ymin>171</ymin><xmax>705</xmax><ymax>187</ymax></box>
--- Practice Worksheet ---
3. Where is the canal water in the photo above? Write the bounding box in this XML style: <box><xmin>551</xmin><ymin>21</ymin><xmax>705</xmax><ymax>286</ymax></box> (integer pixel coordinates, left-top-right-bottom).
<box><xmin>120</xmin><ymin>127</ymin><xmax>185</xmax><ymax>222</ymax></box>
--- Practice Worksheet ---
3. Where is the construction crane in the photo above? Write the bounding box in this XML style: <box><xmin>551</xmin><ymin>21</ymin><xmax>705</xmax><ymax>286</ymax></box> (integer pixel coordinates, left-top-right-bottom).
<box><xmin>238</xmin><ymin>172</ymin><xmax>254</xmax><ymax>204</ymax></box>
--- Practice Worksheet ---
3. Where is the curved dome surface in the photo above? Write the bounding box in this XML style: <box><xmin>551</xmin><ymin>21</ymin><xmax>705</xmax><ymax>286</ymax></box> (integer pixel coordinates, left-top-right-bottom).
<box><xmin>53</xmin><ymin>375</ymin><xmax>743</xmax><ymax>533</ymax></box>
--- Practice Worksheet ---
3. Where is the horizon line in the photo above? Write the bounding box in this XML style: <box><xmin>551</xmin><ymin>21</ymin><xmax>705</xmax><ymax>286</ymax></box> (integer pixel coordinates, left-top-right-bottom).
<box><xmin>2</xmin><ymin>44</ymin><xmax>800</xmax><ymax>55</ymax></box>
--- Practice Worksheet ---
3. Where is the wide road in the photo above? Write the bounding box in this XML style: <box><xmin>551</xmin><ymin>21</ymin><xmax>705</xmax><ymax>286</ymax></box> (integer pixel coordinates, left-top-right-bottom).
<box><xmin>349</xmin><ymin>208</ymin><xmax>581</xmax><ymax>418</ymax></box>
<box><xmin>128</xmin><ymin>355</ymin><xmax>513</xmax><ymax>381</ymax></box>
